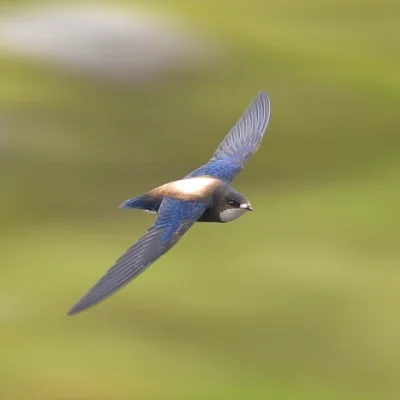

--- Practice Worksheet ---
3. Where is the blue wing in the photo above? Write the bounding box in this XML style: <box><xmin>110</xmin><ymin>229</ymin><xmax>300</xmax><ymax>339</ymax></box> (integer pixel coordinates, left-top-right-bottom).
<box><xmin>68</xmin><ymin>198</ymin><xmax>206</xmax><ymax>315</ymax></box>
<box><xmin>186</xmin><ymin>91</ymin><xmax>271</xmax><ymax>182</ymax></box>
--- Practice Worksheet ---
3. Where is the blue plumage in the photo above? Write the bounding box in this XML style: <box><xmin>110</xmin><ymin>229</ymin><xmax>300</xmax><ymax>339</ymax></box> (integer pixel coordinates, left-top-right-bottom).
<box><xmin>120</xmin><ymin>194</ymin><xmax>161</xmax><ymax>213</ymax></box>
<box><xmin>186</xmin><ymin>92</ymin><xmax>270</xmax><ymax>182</ymax></box>
<box><xmin>186</xmin><ymin>158</ymin><xmax>242</xmax><ymax>183</ymax></box>
<box><xmin>68</xmin><ymin>91</ymin><xmax>271</xmax><ymax>315</ymax></box>
<box><xmin>68</xmin><ymin>198</ymin><xmax>206</xmax><ymax>315</ymax></box>
<box><xmin>155</xmin><ymin>198</ymin><xmax>206</xmax><ymax>240</ymax></box>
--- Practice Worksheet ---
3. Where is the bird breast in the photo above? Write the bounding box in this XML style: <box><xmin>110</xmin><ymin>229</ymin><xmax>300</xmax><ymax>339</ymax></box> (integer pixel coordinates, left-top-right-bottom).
<box><xmin>151</xmin><ymin>176</ymin><xmax>222</xmax><ymax>201</ymax></box>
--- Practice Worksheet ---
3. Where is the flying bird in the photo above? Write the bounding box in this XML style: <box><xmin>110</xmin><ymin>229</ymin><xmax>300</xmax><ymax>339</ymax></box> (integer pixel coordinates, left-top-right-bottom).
<box><xmin>68</xmin><ymin>91</ymin><xmax>271</xmax><ymax>315</ymax></box>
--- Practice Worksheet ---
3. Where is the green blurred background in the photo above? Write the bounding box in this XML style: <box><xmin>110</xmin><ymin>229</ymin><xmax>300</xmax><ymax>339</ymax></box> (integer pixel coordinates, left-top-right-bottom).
<box><xmin>1</xmin><ymin>1</ymin><xmax>399</xmax><ymax>399</ymax></box>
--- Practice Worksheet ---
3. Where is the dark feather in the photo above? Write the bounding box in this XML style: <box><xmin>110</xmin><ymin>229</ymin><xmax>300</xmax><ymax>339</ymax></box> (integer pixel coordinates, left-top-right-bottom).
<box><xmin>119</xmin><ymin>193</ymin><xmax>162</xmax><ymax>213</ymax></box>
<box><xmin>186</xmin><ymin>91</ymin><xmax>270</xmax><ymax>182</ymax></box>
<box><xmin>68</xmin><ymin>198</ymin><xmax>206</xmax><ymax>315</ymax></box>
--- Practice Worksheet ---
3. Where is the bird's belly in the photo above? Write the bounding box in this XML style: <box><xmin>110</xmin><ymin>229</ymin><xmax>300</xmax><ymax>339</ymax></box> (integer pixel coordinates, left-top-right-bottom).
<box><xmin>198</xmin><ymin>207</ymin><xmax>219</xmax><ymax>222</ymax></box>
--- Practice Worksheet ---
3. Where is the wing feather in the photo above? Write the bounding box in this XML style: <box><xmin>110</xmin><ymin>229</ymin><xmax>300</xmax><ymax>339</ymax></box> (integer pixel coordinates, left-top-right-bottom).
<box><xmin>212</xmin><ymin>91</ymin><xmax>270</xmax><ymax>163</ymax></box>
<box><xmin>68</xmin><ymin>198</ymin><xmax>206</xmax><ymax>315</ymax></box>
<box><xmin>186</xmin><ymin>91</ymin><xmax>270</xmax><ymax>182</ymax></box>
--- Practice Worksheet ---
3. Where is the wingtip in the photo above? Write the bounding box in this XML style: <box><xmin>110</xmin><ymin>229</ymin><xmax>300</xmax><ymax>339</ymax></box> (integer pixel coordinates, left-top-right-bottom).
<box><xmin>67</xmin><ymin>304</ymin><xmax>81</xmax><ymax>316</ymax></box>
<box><xmin>257</xmin><ymin>90</ymin><xmax>271</xmax><ymax>124</ymax></box>
<box><xmin>258</xmin><ymin>90</ymin><xmax>270</xmax><ymax>104</ymax></box>
<box><xmin>67</xmin><ymin>298</ymin><xmax>91</xmax><ymax>316</ymax></box>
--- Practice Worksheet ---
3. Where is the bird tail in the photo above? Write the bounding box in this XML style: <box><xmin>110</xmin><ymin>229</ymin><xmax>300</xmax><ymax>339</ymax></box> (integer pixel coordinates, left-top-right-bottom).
<box><xmin>119</xmin><ymin>194</ymin><xmax>161</xmax><ymax>213</ymax></box>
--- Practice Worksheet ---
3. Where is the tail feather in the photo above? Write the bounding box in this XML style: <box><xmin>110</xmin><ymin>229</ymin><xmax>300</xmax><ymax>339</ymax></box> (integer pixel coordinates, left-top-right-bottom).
<box><xmin>119</xmin><ymin>194</ymin><xmax>161</xmax><ymax>213</ymax></box>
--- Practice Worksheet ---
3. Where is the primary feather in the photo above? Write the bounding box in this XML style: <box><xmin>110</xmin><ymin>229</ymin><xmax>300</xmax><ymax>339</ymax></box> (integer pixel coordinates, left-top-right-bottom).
<box><xmin>186</xmin><ymin>91</ymin><xmax>271</xmax><ymax>182</ymax></box>
<box><xmin>68</xmin><ymin>198</ymin><xmax>206</xmax><ymax>315</ymax></box>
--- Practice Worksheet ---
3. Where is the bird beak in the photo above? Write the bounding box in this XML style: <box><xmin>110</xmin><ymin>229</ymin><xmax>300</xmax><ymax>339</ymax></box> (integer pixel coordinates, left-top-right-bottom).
<box><xmin>240</xmin><ymin>203</ymin><xmax>253</xmax><ymax>211</ymax></box>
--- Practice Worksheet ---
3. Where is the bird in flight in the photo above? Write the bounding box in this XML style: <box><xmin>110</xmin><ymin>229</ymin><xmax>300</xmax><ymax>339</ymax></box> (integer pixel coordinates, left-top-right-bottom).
<box><xmin>68</xmin><ymin>91</ymin><xmax>271</xmax><ymax>315</ymax></box>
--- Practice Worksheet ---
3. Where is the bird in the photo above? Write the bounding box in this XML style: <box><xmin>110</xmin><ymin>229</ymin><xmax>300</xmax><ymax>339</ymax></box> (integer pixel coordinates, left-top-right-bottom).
<box><xmin>68</xmin><ymin>91</ymin><xmax>271</xmax><ymax>315</ymax></box>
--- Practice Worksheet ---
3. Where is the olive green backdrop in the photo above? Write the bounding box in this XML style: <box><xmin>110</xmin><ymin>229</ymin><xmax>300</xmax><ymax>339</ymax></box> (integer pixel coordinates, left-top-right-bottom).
<box><xmin>1</xmin><ymin>1</ymin><xmax>399</xmax><ymax>399</ymax></box>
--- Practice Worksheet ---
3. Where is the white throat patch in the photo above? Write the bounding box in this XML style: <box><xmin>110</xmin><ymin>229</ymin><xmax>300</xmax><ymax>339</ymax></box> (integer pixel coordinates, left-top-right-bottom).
<box><xmin>219</xmin><ymin>208</ymin><xmax>247</xmax><ymax>222</ymax></box>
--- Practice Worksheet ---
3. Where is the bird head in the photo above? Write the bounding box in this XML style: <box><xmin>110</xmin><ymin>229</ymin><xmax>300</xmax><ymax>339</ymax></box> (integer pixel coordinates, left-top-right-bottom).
<box><xmin>217</xmin><ymin>187</ymin><xmax>253</xmax><ymax>222</ymax></box>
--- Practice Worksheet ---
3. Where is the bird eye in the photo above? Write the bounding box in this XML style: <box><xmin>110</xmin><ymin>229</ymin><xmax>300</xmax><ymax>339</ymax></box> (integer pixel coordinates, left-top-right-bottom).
<box><xmin>229</xmin><ymin>200</ymin><xmax>240</xmax><ymax>207</ymax></box>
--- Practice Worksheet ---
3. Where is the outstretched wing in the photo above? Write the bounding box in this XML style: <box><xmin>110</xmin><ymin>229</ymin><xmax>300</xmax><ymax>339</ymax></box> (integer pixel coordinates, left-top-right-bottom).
<box><xmin>186</xmin><ymin>91</ymin><xmax>271</xmax><ymax>182</ymax></box>
<box><xmin>68</xmin><ymin>198</ymin><xmax>206</xmax><ymax>315</ymax></box>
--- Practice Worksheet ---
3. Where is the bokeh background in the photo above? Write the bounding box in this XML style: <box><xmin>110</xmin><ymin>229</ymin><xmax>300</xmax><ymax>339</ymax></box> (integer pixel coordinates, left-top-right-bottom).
<box><xmin>1</xmin><ymin>1</ymin><xmax>399</xmax><ymax>399</ymax></box>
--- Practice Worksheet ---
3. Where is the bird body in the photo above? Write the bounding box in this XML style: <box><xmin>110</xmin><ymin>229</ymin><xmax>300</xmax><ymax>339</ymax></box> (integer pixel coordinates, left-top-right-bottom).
<box><xmin>122</xmin><ymin>176</ymin><xmax>252</xmax><ymax>223</ymax></box>
<box><xmin>68</xmin><ymin>91</ymin><xmax>271</xmax><ymax>315</ymax></box>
